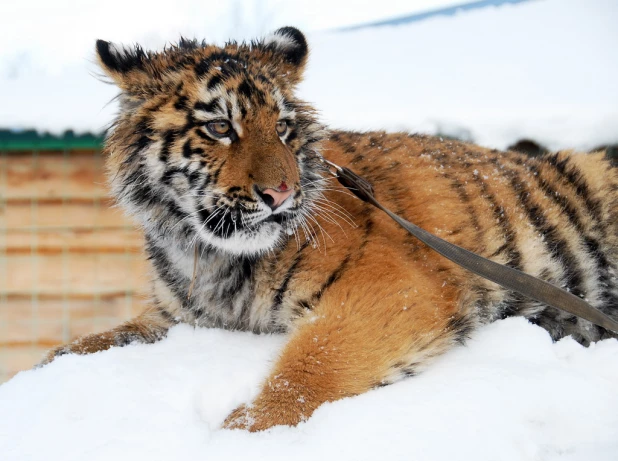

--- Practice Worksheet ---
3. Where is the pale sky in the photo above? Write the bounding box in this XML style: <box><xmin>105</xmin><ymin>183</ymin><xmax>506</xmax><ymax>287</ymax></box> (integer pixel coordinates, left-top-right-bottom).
<box><xmin>0</xmin><ymin>0</ymin><xmax>460</xmax><ymax>74</ymax></box>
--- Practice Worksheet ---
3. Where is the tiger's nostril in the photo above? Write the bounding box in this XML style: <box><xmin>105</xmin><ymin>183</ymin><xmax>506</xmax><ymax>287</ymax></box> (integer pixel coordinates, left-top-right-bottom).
<box><xmin>256</xmin><ymin>188</ymin><xmax>275</xmax><ymax>209</ymax></box>
<box><xmin>255</xmin><ymin>185</ymin><xmax>294</xmax><ymax>211</ymax></box>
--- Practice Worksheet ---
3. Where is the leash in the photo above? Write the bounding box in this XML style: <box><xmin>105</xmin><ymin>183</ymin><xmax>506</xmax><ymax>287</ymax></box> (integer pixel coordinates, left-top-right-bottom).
<box><xmin>322</xmin><ymin>159</ymin><xmax>618</xmax><ymax>333</ymax></box>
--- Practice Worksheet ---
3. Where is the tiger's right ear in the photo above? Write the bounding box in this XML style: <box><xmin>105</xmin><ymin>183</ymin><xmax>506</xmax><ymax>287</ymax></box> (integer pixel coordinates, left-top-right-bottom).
<box><xmin>96</xmin><ymin>39</ymin><xmax>157</xmax><ymax>95</ymax></box>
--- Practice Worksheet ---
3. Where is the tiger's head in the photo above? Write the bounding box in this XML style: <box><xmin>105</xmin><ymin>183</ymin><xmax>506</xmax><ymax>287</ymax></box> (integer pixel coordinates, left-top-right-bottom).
<box><xmin>97</xmin><ymin>27</ymin><xmax>326</xmax><ymax>256</ymax></box>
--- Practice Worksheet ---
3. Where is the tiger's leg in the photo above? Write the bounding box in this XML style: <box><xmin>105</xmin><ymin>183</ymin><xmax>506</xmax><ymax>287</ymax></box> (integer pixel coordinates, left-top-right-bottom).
<box><xmin>223</xmin><ymin>261</ymin><xmax>476</xmax><ymax>431</ymax></box>
<box><xmin>38</xmin><ymin>306</ymin><xmax>177</xmax><ymax>366</ymax></box>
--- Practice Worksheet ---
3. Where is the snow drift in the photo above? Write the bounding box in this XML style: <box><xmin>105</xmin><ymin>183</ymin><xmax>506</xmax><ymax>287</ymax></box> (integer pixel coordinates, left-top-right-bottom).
<box><xmin>1</xmin><ymin>319</ymin><xmax>617</xmax><ymax>460</ymax></box>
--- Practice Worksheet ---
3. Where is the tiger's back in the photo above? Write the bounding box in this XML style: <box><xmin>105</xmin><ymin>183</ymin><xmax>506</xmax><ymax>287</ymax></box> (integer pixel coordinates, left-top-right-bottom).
<box><xmin>311</xmin><ymin>131</ymin><xmax>618</xmax><ymax>345</ymax></box>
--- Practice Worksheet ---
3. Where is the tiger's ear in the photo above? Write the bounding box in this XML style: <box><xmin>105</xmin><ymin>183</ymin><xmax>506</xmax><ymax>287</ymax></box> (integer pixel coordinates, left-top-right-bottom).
<box><xmin>95</xmin><ymin>39</ymin><xmax>159</xmax><ymax>95</ymax></box>
<box><xmin>259</xmin><ymin>27</ymin><xmax>309</xmax><ymax>86</ymax></box>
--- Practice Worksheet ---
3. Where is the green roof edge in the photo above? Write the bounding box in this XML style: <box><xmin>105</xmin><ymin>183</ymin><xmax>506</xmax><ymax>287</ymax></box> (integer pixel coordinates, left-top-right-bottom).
<box><xmin>0</xmin><ymin>130</ymin><xmax>104</xmax><ymax>152</ymax></box>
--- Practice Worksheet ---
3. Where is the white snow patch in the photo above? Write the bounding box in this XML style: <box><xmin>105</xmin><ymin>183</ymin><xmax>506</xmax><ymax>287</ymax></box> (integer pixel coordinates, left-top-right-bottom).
<box><xmin>1</xmin><ymin>0</ymin><xmax>617</xmax><ymax>151</ymax></box>
<box><xmin>1</xmin><ymin>319</ymin><xmax>617</xmax><ymax>460</ymax></box>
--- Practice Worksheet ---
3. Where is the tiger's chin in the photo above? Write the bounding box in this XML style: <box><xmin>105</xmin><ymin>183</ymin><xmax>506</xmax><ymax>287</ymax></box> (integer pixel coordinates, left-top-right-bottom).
<box><xmin>198</xmin><ymin>221</ymin><xmax>285</xmax><ymax>256</ymax></box>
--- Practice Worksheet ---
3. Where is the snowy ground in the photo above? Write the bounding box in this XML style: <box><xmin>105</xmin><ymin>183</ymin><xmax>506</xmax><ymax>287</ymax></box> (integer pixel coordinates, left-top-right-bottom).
<box><xmin>1</xmin><ymin>0</ymin><xmax>617</xmax><ymax>151</ymax></box>
<box><xmin>1</xmin><ymin>318</ymin><xmax>617</xmax><ymax>461</ymax></box>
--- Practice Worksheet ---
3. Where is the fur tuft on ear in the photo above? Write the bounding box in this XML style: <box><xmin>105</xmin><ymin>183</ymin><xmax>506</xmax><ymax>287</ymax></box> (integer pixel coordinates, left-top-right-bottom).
<box><xmin>95</xmin><ymin>39</ymin><xmax>163</xmax><ymax>96</ymax></box>
<box><xmin>263</xmin><ymin>27</ymin><xmax>308</xmax><ymax>68</ymax></box>
<box><xmin>96</xmin><ymin>39</ymin><xmax>148</xmax><ymax>75</ymax></box>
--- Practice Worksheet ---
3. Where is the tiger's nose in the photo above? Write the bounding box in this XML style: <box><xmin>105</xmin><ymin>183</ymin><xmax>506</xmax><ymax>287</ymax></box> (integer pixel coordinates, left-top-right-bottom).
<box><xmin>255</xmin><ymin>182</ymin><xmax>294</xmax><ymax>210</ymax></box>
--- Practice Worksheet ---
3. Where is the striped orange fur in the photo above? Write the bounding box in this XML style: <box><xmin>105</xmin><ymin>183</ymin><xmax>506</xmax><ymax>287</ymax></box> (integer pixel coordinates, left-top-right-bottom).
<box><xmin>40</xmin><ymin>28</ymin><xmax>618</xmax><ymax>431</ymax></box>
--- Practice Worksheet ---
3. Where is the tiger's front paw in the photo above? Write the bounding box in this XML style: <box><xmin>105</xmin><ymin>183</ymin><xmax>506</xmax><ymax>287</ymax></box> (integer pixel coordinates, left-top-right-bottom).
<box><xmin>36</xmin><ymin>331</ymin><xmax>118</xmax><ymax>368</ymax></box>
<box><xmin>222</xmin><ymin>404</ymin><xmax>258</xmax><ymax>431</ymax></box>
<box><xmin>222</xmin><ymin>387</ymin><xmax>316</xmax><ymax>432</ymax></box>
<box><xmin>37</xmin><ymin>344</ymin><xmax>73</xmax><ymax>367</ymax></box>
<box><xmin>223</xmin><ymin>402</ymin><xmax>307</xmax><ymax>432</ymax></box>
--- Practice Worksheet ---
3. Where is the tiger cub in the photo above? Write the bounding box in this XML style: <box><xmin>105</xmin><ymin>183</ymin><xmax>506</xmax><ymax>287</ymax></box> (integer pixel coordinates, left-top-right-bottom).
<box><xmin>41</xmin><ymin>27</ymin><xmax>618</xmax><ymax>431</ymax></box>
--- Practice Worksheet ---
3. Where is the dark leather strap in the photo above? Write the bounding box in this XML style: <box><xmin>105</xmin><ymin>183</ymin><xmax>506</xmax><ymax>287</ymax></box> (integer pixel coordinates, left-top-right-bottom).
<box><xmin>325</xmin><ymin>160</ymin><xmax>618</xmax><ymax>333</ymax></box>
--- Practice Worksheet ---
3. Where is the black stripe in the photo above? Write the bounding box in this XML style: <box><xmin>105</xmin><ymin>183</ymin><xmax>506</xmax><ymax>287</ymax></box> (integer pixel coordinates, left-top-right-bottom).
<box><xmin>427</xmin><ymin>151</ymin><xmax>484</xmax><ymax>248</ymax></box>
<box><xmin>126</xmin><ymin>119</ymin><xmax>154</xmax><ymax>161</ymax></box>
<box><xmin>195</xmin><ymin>52</ymin><xmax>233</xmax><ymax>77</ymax></box>
<box><xmin>529</xmin><ymin>163</ymin><xmax>609</xmax><ymax>266</ymax></box>
<box><xmin>508</xmin><ymin>170</ymin><xmax>586</xmax><ymax>298</ymax></box>
<box><xmin>449</xmin><ymin>177</ymin><xmax>482</xmax><ymax>240</ymax></box>
<box><xmin>218</xmin><ymin>258</ymin><xmax>254</xmax><ymax>304</ymax></box>
<box><xmin>207</xmin><ymin>74</ymin><xmax>224</xmax><ymax>90</ymax></box>
<box><xmin>160</xmin><ymin>167</ymin><xmax>182</xmax><ymax>186</ymax></box>
<box><xmin>174</xmin><ymin>95</ymin><xmax>189</xmax><ymax>111</ymax></box>
<box><xmin>146</xmin><ymin>237</ymin><xmax>190</xmax><ymax>306</ymax></box>
<box><xmin>272</xmin><ymin>241</ymin><xmax>311</xmax><ymax>310</ymax></box>
<box><xmin>314</xmin><ymin>253</ymin><xmax>353</xmax><ymax>302</ymax></box>
<box><xmin>238</xmin><ymin>80</ymin><xmax>254</xmax><ymax>99</ymax></box>
<box><xmin>187</xmin><ymin>169</ymin><xmax>203</xmax><ymax>189</ymax></box>
<box><xmin>160</xmin><ymin>130</ymin><xmax>179</xmax><ymax>163</ymax></box>
<box><xmin>473</xmin><ymin>175</ymin><xmax>522</xmax><ymax>270</ymax></box>
<box><xmin>285</xmin><ymin>130</ymin><xmax>298</xmax><ymax>144</ymax></box>
<box><xmin>157</xmin><ymin>307</ymin><xmax>179</xmax><ymax>325</ymax></box>
<box><xmin>529</xmin><ymin>163</ymin><xmax>614</xmax><ymax>308</ymax></box>
<box><xmin>193</xmin><ymin>146</ymin><xmax>205</xmax><ymax>157</ymax></box>
<box><xmin>544</xmin><ymin>154</ymin><xmax>604</xmax><ymax>227</ymax></box>
<box><xmin>211</xmin><ymin>159</ymin><xmax>226</xmax><ymax>185</ymax></box>
<box><xmin>182</xmin><ymin>112</ymin><xmax>198</xmax><ymax>134</ymax></box>
<box><xmin>182</xmin><ymin>138</ymin><xmax>193</xmax><ymax>158</ymax></box>
<box><xmin>446</xmin><ymin>313</ymin><xmax>476</xmax><ymax>345</ymax></box>
<box><xmin>443</xmin><ymin>156</ymin><xmax>525</xmax><ymax>318</ymax></box>
<box><xmin>226</xmin><ymin>100</ymin><xmax>233</xmax><ymax>120</ymax></box>
<box><xmin>194</xmin><ymin>100</ymin><xmax>220</xmax><ymax>114</ymax></box>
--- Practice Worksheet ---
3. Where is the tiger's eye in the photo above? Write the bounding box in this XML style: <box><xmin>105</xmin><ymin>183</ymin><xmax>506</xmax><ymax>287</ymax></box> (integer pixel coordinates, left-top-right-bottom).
<box><xmin>276</xmin><ymin>120</ymin><xmax>288</xmax><ymax>136</ymax></box>
<box><xmin>206</xmin><ymin>120</ymin><xmax>231</xmax><ymax>137</ymax></box>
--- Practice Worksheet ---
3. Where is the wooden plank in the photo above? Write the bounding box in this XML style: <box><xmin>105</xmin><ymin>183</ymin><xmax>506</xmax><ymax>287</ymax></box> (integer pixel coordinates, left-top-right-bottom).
<box><xmin>2</xmin><ymin>200</ymin><xmax>131</xmax><ymax>230</ymax></box>
<box><xmin>0</xmin><ymin>346</ymin><xmax>43</xmax><ymax>378</ymax></box>
<box><xmin>0</xmin><ymin>298</ymin><xmax>145</xmax><ymax>344</ymax></box>
<box><xmin>0</xmin><ymin>150</ymin><xmax>155</xmax><ymax>382</ymax></box>
<box><xmin>0</xmin><ymin>153</ymin><xmax>108</xmax><ymax>200</ymax></box>
<box><xmin>1</xmin><ymin>296</ymin><xmax>145</xmax><ymax>323</ymax></box>
<box><xmin>2</xmin><ymin>254</ymin><xmax>149</xmax><ymax>296</ymax></box>
<box><xmin>0</xmin><ymin>298</ymin><xmax>146</xmax><ymax>379</ymax></box>
<box><xmin>1</xmin><ymin>228</ymin><xmax>144</xmax><ymax>254</ymax></box>
<box><xmin>4</xmin><ymin>292</ymin><xmax>141</xmax><ymax>301</ymax></box>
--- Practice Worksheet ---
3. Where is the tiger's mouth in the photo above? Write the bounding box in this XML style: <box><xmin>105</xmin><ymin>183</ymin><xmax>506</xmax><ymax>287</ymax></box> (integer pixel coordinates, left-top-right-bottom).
<box><xmin>192</xmin><ymin>200</ymin><xmax>302</xmax><ymax>255</ymax></box>
<box><xmin>261</xmin><ymin>214</ymin><xmax>285</xmax><ymax>224</ymax></box>
<box><xmin>184</xmin><ymin>173</ymin><xmax>324</xmax><ymax>255</ymax></box>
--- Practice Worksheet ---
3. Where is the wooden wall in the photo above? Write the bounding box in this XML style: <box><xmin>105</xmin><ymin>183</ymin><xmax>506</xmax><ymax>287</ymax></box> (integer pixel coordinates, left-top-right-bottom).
<box><xmin>0</xmin><ymin>150</ymin><xmax>148</xmax><ymax>382</ymax></box>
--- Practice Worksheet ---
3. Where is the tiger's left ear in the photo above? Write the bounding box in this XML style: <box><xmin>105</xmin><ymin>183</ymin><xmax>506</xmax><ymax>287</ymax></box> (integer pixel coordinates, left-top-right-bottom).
<box><xmin>260</xmin><ymin>27</ymin><xmax>309</xmax><ymax>86</ymax></box>
<box><xmin>96</xmin><ymin>39</ymin><xmax>173</xmax><ymax>98</ymax></box>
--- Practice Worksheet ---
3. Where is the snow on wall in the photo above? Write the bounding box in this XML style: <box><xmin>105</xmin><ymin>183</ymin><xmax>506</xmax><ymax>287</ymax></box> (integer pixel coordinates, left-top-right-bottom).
<box><xmin>1</xmin><ymin>0</ymin><xmax>617</xmax><ymax>151</ymax></box>
<box><xmin>1</xmin><ymin>319</ymin><xmax>617</xmax><ymax>461</ymax></box>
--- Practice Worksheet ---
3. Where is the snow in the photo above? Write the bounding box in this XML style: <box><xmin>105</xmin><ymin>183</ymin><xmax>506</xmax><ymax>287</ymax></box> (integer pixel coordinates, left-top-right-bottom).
<box><xmin>1</xmin><ymin>318</ymin><xmax>617</xmax><ymax>460</ymax></box>
<box><xmin>1</xmin><ymin>0</ymin><xmax>617</xmax><ymax>151</ymax></box>
<box><xmin>300</xmin><ymin>0</ymin><xmax>618</xmax><ymax>151</ymax></box>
